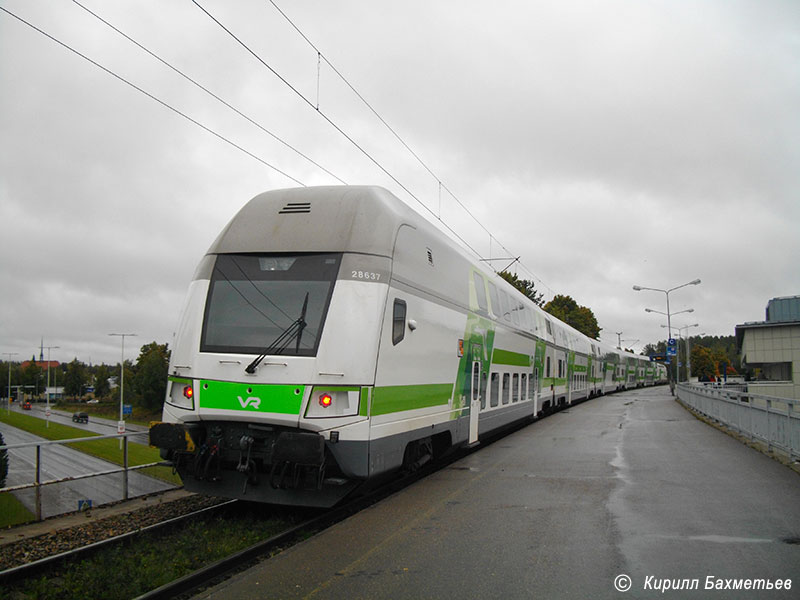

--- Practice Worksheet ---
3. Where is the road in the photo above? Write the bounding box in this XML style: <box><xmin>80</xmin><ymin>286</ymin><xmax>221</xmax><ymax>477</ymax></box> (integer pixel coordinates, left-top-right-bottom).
<box><xmin>4</xmin><ymin>401</ymin><xmax>150</xmax><ymax>443</ymax></box>
<box><xmin>0</xmin><ymin>420</ymin><xmax>173</xmax><ymax>519</ymax></box>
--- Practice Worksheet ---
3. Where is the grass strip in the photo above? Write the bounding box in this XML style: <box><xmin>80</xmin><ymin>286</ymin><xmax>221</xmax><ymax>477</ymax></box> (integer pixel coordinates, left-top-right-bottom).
<box><xmin>0</xmin><ymin>492</ymin><xmax>35</xmax><ymax>528</ymax></box>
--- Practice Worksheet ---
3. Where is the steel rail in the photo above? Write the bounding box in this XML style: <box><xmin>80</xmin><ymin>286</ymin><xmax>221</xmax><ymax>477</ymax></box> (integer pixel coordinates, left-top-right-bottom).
<box><xmin>0</xmin><ymin>498</ymin><xmax>237</xmax><ymax>584</ymax></box>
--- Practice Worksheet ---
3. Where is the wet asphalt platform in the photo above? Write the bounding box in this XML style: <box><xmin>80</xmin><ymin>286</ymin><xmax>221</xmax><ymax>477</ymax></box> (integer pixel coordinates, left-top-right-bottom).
<box><xmin>195</xmin><ymin>386</ymin><xmax>800</xmax><ymax>599</ymax></box>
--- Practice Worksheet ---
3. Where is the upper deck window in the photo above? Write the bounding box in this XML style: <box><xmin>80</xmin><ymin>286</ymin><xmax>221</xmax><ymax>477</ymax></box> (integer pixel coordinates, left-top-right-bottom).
<box><xmin>201</xmin><ymin>253</ymin><xmax>341</xmax><ymax>356</ymax></box>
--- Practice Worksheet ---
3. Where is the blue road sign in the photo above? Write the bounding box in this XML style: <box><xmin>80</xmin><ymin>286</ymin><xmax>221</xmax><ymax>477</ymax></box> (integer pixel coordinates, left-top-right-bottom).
<box><xmin>123</xmin><ymin>404</ymin><xmax>133</xmax><ymax>415</ymax></box>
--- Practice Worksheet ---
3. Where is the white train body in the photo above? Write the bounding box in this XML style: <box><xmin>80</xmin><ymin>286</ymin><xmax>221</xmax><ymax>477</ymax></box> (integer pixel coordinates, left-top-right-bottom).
<box><xmin>150</xmin><ymin>186</ymin><xmax>666</xmax><ymax>506</ymax></box>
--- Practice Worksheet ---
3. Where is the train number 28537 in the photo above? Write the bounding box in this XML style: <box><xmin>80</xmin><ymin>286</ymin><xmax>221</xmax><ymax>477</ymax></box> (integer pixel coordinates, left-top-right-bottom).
<box><xmin>351</xmin><ymin>270</ymin><xmax>381</xmax><ymax>281</ymax></box>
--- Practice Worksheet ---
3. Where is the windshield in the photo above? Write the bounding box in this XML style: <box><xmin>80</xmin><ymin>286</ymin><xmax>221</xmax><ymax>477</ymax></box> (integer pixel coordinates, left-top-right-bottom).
<box><xmin>201</xmin><ymin>253</ymin><xmax>341</xmax><ymax>356</ymax></box>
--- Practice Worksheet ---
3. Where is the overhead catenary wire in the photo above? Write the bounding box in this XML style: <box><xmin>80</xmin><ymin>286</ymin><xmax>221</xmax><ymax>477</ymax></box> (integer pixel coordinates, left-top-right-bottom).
<box><xmin>265</xmin><ymin>0</ymin><xmax>553</xmax><ymax>296</ymax></box>
<box><xmin>69</xmin><ymin>0</ymin><xmax>345</xmax><ymax>184</ymax></box>
<box><xmin>0</xmin><ymin>5</ymin><xmax>306</xmax><ymax>187</ymax></box>
<box><xmin>191</xmin><ymin>0</ymin><xmax>487</xmax><ymax>263</ymax></box>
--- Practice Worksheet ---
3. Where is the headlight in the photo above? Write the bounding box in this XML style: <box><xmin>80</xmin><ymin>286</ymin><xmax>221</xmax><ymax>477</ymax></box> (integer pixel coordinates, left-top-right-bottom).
<box><xmin>305</xmin><ymin>388</ymin><xmax>360</xmax><ymax>418</ymax></box>
<box><xmin>166</xmin><ymin>377</ymin><xmax>195</xmax><ymax>410</ymax></box>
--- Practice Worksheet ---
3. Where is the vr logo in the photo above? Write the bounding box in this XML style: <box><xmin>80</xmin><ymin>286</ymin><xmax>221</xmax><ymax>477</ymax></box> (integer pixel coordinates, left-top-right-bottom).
<box><xmin>238</xmin><ymin>396</ymin><xmax>262</xmax><ymax>410</ymax></box>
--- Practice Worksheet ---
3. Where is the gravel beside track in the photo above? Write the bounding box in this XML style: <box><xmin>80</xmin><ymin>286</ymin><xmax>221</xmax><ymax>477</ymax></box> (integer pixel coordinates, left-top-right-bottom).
<box><xmin>0</xmin><ymin>493</ymin><xmax>227</xmax><ymax>571</ymax></box>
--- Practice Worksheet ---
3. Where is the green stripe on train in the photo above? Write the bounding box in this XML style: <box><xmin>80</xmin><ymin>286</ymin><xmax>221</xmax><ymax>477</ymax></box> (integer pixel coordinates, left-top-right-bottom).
<box><xmin>492</xmin><ymin>349</ymin><xmax>531</xmax><ymax>367</ymax></box>
<box><xmin>371</xmin><ymin>383</ymin><xmax>453</xmax><ymax>416</ymax></box>
<box><xmin>198</xmin><ymin>380</ymin><xmax>305</xmax><ymax>414</ymax></box>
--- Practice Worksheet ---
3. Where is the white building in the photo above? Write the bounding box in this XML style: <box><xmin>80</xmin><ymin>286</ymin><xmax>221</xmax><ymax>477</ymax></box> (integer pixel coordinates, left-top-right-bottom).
<box><xmin>735</xmin><ymin>296</ymin><xmax>800</xmax><ymax>400</ymax></box>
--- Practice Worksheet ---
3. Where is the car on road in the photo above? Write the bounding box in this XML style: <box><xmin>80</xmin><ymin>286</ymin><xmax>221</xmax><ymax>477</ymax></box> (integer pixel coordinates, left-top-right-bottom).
<box><xmin>22</xmin><ymin>401</ymin><xmax>32</xmax><ymax>410</ymax></box>
<box><xmin>86</xmin><ymin>399</ymin><xmax>99</xmax><ymax>404</ymax></box>
<box><xmin>72</xmin><ymin>412</ymin><xmax>89</xmax><ymax>424</ymax></box>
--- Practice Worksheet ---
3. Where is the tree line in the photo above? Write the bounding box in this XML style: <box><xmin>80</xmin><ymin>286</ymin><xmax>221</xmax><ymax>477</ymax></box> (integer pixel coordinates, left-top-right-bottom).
<box><xmin>1</xmin><ymin>342</ymin><xmax>170</xmax><ymax>412</ymax></box>
<box><xmin>498</xmin><ymin>271</ymin><xmax>743</xmax><ymax>381</ymax></box>
<box><xmin>499</xmin><ymin>271</ymin><xmax>602</xmax><ymax>339</ymax></box>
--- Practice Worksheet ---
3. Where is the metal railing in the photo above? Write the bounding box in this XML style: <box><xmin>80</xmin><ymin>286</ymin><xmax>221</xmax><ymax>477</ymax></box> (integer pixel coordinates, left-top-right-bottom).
<box><xmin>677</xmin><ymin>383</ymin><xmax>799</xmax><ymax>461</ymax></box>
<box><xmin>0</xmin><ymin>431</ymin><xmax>175</xmax><ymax>521</ymax></box>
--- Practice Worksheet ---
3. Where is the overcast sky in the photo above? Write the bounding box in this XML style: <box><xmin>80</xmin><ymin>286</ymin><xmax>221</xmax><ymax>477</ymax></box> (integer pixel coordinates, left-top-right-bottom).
<box><xmin>1</xmin><ymin>0</ymin><xmax>798</xmax><ymax>366</ymax></box>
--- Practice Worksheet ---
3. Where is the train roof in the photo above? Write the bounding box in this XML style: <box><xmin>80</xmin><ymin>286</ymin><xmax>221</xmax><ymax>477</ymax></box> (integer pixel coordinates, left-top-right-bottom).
<box><xmin>207</xmin><ymin>185</ymin><xmax>421</xmax><ymax>257</ymax></box>
<box><xmin>207</xmin><ymin>185</ymin><xmax>653</xmax><ymax>363</ymax></box>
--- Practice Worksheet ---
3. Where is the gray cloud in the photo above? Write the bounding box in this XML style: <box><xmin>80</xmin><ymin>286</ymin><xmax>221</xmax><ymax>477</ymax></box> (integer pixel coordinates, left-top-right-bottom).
<box><xmin>1</xmin><ymin>0</ymin><xmax>798</xmax><ymax>364</ymax></box>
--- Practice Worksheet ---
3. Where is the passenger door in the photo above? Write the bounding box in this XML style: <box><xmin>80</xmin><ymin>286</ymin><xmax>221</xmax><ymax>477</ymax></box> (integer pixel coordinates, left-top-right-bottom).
<box><xmin>469</xmin><ymin>360</ymin><xmax>481</xmax><ymax>444</ymax></box>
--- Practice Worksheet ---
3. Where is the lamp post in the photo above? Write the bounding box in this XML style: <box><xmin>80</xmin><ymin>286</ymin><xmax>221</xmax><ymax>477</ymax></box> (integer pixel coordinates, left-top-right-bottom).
<box><xmin>42</xmin><ymin>345</ymin><xmax>60</xmax><ymax>427</ymax></box>
<box><xmin>3</xmin><ymin>352</ymin><xmax>18</xmax><ymax>414</ymax></box>
<box><xmin>662</xmin><ymin>323</ymin><xmax>699</xmax><ymax>382</ymax></box>
<box><xmin>109</xmin><ymin>333</ymin><xmax>136</xmax><ymax>448</ymax></box>
<box><xmin>634</xmin><ymin>278</ymin><xmax>701</xmax><ymax>394</ymax></box>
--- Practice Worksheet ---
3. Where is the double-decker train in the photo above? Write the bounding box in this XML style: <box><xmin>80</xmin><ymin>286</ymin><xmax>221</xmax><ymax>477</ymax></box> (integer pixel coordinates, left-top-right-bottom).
<box><xmin>150</xmin><ymin>186</ymin><xmax>666</xmax><ymax>507</ymax></box>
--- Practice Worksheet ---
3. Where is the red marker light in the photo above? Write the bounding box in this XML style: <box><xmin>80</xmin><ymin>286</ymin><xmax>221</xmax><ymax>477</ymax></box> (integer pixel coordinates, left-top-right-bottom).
<box><xmin>319</xmin><ymin>393</ymin><xmax>333</xmax><ymax>408</ymax></box>
<box><xmin>183</xmin><ymin>385</ymin><xmax>193</xmax><ymax>400</ymax></box>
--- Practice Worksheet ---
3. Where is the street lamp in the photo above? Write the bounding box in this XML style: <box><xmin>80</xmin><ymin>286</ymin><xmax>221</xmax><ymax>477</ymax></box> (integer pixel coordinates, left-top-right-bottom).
<box><xmin>109</xmin><ymin>333</ymin><xmax>136</xmax><ymax>448</ymax></box>
<box><xmin>633</xmin><ymin>279</ymin><xmax>701</xmax><ymax>338</ymax></box>
<box><xmin>2</xmin><ymin>352</ymin><xmax>18</xmax><ymax>414</ymax></box>
<box><xmin>634</xmin><ymin>278</ymin><xmax>701</xmax><ymax>393</ymax></box>
<box><xmin>662</xmin><ymin>323</ymin><xmax>699</xmax><ymax>382</ymax></box>
<box><xmin>42</xmin><ymin>344</ymin><xmax>60</xmax><ymax>427</ymax></box>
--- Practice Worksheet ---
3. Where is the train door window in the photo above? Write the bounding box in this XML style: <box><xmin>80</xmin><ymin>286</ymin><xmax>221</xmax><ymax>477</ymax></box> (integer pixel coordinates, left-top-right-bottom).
<box><xmin>533</xmin><ymin>368</ymin><xmax>539</xmax><ymax>396</ymax></box>
<box><xmin>472</xmin><ymin>272</ymin><xmax>488</xmax><ymax>315</ymax></box>
<box><xmin>487</xmin><ymin>282</ymin><xmax>500</xmax><ymax>320</ymax></box>
<box><xmin>546</xmin><ymin>356</ymin><xmax>551</xmax><ymax>378</ymax></box>
<box><xmin>471</xmin><ymin>362</ymin><xmax>480</xmax><ymax>403</ymax></box>
<box><xmin>502</xmin><ymin>373</ymin><xmax>510</xmax><ymax>404</ymax></box>
<box><xmin>512</xmin><ymin>373</ymin><xmax>520</xmax><ymax>403</ymax></box>
<box><xmin>392</xmin><ymin>299</ymin><xmax>406</xmax><ymax>345</ymax></box>
<box><xmin>490</xmin><ymin>372</ymin><xmax>499</xmax><ymax>407</ymax></box>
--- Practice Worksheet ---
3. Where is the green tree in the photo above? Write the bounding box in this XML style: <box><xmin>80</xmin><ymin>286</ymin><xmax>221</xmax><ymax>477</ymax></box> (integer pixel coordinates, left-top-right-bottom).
<box><xmin>498</xmin><ymin>271</ymin><xmax>545</xmax><ymax>307</ymax></box>
<box><xmin>543</xmin><ymin>294</ymin><xmax>602</xmax><ymax>339</ymax></box>
<box><xmin>63</xmin><ymin>359</ymin><xmax>88</xmax><ymax>399</ymax></box>
<box><xmin>111</xmin><ymin>361</ymin><xmax>136</xmax><ymax>404</ymax></box>
<box><xmin>133</xmin><ymin>342</ymin><xmax>170</xmax><ymax>411</ymax></box>
<box><xmin>21</xmin><ymin>358</ymin><xmax>42</xmax><ymax>397</ymax></box>
<box><xmin>93</xmin><ymin>364</ymin><xmax>112</xmax><ymax>399</ymax></box>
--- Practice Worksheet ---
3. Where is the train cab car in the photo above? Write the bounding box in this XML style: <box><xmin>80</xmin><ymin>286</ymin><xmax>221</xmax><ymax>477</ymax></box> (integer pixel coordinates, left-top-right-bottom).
<box><xmin>149</xmin><ymin>185</ymin><xmax>665</xmax><ymax>508</ymax></box>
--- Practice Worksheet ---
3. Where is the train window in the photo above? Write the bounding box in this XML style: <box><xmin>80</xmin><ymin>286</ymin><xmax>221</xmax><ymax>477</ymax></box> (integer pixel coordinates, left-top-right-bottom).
<box><xmin>546</xmin><ymin>320</ymin><xmax>552</xmax><ymax>336</ymax></box>
<box><xmin>512</xmin><ymin>373</ymin><xmax>520</xmax><ymax>403</ymax></box>
<box><xmin>201</xmin><ymin>253</ymin><xmax>340</xmax><ymax>356</ymax></box>
<box><xmin>521</xmin><ymin>373</ymin><xmax>528</xmax><ymax>400</ymax></box>
<box><xmin>546</xmin><ymin>356</ymin><xmax>551</xmax><ymax>378</ymax></box>
<box><xmin>520</xmin><ymin>306</ymin><xmax>531</xmax><ymax>331</ymax></box>
<box><xmin>487</xmin><ymin>282</ymin><xmax>500</xmax><ymax>319</ymax></box>
<box><xmin>490</xmin><ymin>373</ymin><xmax>499</xmax><ymax>407</ymax></box>
<box><xmin>508</xmin><ymin>296</ymin><xmax>521</xmax><ymax>326</ymax></box>
<box><xmin>392</xmin><ymin>299</ymin><xmax>407</xmax><ymax>345</ymax></box>
<box><xmin>473</xmin><ymin>272</ymin><xmax>488</xmax><ymax>314</ymax></box>
<box><xmin>502</xmin><ymin>373</ymin><xmax>510</xmax><ymax>404</ymax></box>
<box><xmin>481</xmin><ymin>372</ymin><xmax>487</xmax><ymax>410</ymax></box>
<box><xmin>498</xmin><ymin>291</ymin><xmax>510</xmax><ymax>322</ymax></box>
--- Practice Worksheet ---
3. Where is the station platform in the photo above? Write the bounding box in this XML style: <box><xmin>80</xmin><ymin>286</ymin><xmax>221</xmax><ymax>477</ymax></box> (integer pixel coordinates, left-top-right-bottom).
<box><xmin>196</xmin><ymin>386</ymin><xmax>800</xmax><ymax>599</ymax></box>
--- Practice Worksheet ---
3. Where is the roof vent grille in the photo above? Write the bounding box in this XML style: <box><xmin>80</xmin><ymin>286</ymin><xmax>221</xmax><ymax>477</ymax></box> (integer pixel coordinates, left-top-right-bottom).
<box><xmin>279</xmin><ymin>202</ymin><xmax>311</xmax><ymax>214</ymax></box>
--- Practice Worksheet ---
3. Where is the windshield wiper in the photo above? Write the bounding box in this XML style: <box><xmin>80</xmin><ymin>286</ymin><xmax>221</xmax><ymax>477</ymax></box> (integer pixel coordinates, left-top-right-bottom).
<box><xmin>245</xmin><ymin>292</ymin><xmax>309</xmax><ymax>374</ymax></box>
